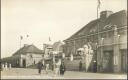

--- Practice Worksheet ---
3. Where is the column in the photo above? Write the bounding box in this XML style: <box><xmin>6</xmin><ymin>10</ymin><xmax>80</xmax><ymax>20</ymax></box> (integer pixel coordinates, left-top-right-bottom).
<box><xmin>20</xmin><ymin>55</ymin><xmax>23</xmax><ymax>67</ymax></box>
<box><xmin>74</xmin><ymin>40</ymin><xmax>76</xmax><ymax>54</ymax></box>
<box><xmin>9</xmin><ymin>64</ymin><xmax>12</xmax><ymax>69</ymax></box>
<box><xmin>97</xmin><ymin>38</ymin><xmax>104</xmax><ymax>72</ymax></box>
<box><xmin>97</xmin><ymin>47</ymin><xmax>100</xmax><ymax>72</ymax></box>
<box><xmin>113</xmin><ymin>25</ymin><xmax>121</xmax><ymax>73</ymax></box>
<box><xmin>100</xmin><ymin>38</ymin><xmax>104</xmax><ymax>72</ymax></box>
<box><xmin>97</xmin><ymin>33</ymin><xmax>102</xmax><ymax>72</ymax></box>
<box><xmin>20</xmin><ymin>58</ymin><xmax>23</xmax><ymax>67</ymax></box>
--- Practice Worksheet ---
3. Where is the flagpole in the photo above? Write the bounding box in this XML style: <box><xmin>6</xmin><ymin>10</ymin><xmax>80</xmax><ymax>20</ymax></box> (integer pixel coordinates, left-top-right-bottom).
<box><xmin>19</xmin><ymin>36</ymin><xmax>22</xmax><ymax>67</ymax></box>
<box><xmin>26</xmin><ymin>35</ymin><xmax>29</xmax><ymax>45</ymax></box>
<box><xmin>97</xmin><ymin>0</ymin><xmax>100</xmax><ymax>72</ymax></box>
<box><xmin>20</xmin><ymin>36</ymin><xmax>22</xmax><ymax>49</ymax></box>
<box><xmin>20</xmin><ymin>37</ymin><xmax>21</xmax><ymax>49</ymax></box>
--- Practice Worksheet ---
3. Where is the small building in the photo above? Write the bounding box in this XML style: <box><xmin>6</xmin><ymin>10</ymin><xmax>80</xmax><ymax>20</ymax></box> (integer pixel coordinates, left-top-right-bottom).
<box><xmin>4</xmin><ymin>44</ymin><xmax>44</xmax><ymax>68</ymax></box>
<box><xmin>63</xmin><ymin>10</ymin><xmax>127</xmax><ymax>73</ymax></box>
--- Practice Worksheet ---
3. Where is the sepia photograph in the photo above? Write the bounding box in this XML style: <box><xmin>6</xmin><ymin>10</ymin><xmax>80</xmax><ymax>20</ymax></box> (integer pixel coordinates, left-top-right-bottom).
<box><xmin>1</xmin><ymin>0</ymin><xmax>127</xmax><ymax>79</ymax></box>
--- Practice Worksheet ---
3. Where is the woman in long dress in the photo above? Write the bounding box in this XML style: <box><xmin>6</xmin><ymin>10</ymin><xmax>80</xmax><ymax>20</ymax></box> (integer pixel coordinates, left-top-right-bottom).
<box><xmin>45</xmin><ymin>64</ymin><xmax>49</xmax><ymax>74</ymax></box>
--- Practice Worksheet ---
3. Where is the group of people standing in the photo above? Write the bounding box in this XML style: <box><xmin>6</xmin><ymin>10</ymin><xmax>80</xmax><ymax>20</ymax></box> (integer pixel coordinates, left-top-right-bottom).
<box><xmin>55</xmin><ymin>61</ymin><xmax>66</xmax><ymax>76</ymax></box>
<box><xmin>1</xmin><ymin>62</ymin><xmax>12</xmax><ymax>71</ymax></box>
<box><xmin>37</xmin><ymin>59</ymin><xmax>66</xmax><ymax>76</ymax></box>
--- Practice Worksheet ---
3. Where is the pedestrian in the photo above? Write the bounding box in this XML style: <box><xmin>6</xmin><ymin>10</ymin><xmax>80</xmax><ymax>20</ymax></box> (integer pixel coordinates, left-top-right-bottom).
<box><xmin>93</xmin><ymin>60</ymin><xmax>97</xmax><ymax>73</ymax></box>
<box><xmin>45</xmin><ymin>64</ymin><xmax>49</xmax><ymax>74</ymax></box>
<box><xmin>54</xmin><ymin>60</ymin><xmax>61</xmax><ymax>76</ymax></box>
<box><xmin>37</xmin><ymin>61</ymin><xmax>43</xmax><ymax>74</ymax></box>
<box><xmin>5</xmin><ymin>62</ymin><xmax>8</xmax><ymax>70</ymax></box>
<box><xmin>51</xmin><ymin>63</ymin><xmax>54</xmax><ymax>71</ymax></box>
<box><xmin>60</xmin><ymin>62</ymin><xmax>66</xmax><ymax>76</ymax></box>
<box><xmin>79</xmin><ymin>60</ymin><xmax>82</xmax><ymax>71</ymax></box>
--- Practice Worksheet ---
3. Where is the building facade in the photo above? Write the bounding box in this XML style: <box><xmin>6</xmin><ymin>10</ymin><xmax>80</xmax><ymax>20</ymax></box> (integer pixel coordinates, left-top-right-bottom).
<box><xmin>10</xmin><ymin>44</ymin><xmax>43</xmax><ymax>67</ymax></box>
<box><xmin>63</xmin><ymin>10</ymin><xmax>127</xmax><ymax>73</ymax></box>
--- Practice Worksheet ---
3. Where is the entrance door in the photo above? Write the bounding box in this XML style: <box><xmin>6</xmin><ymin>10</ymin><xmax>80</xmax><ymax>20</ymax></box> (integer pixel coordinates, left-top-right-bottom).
<box><xmin>121</xmin><ymin>50</ymin><xmax>127</xmax><ymax>73</ymax></box>
<box><xmin>23</xmin><ymin>59</ymin><xmax>26</xmax><ymax>68</ymax></box>
<box><xmin>102</xmin><ymin>51</ymin><xmax>113</xmax><ymax>72</ymax></box>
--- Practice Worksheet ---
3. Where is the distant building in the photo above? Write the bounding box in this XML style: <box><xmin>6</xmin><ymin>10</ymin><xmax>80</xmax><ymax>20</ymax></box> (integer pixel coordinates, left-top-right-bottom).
<box><xmin>52</xmin><ymin>41</ymin><xmax>64</xmax><ymax>52</ymax></box>
<box><xmin>52</xmin><ymin>41</ymin><xmax>64</xmax><ymax>59</ymax></box>
<box><xmin>64</xmin><ymin>10</ymin><xmax>127</xmax><ymax>73</ymax></box>
<box><xmin>2</xmin><ymin>44</ymin><xmax>44</xmax><ymax>68</ymax></box>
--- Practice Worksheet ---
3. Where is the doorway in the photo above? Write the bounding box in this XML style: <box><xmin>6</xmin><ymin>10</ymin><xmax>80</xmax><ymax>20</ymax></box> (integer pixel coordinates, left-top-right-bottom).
<box><xmin>102</xmin><ymin>51</ymin><xmax>113</xmax><ymax>72</ymax></box>
<box><xmin>23</xmin><ymin>59</ymin><xmax>26</xmax><ymax>68</ymax></box>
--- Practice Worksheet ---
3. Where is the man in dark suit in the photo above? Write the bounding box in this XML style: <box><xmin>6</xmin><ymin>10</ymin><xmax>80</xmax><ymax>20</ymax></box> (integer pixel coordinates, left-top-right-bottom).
<box><xmin>93</xmin><ymin>60</ymin><xmax>97</xmax><ymax>73</ymax></box>
<box><xmin>37</xmin><ymin>61</ymin><xmax>43</xmax><ymax>74</ymax></box>
<box><xmin>60</xmin><ymin>62</ymin><xmax>66</xmax><ymax>75</ymax></box>
<box><xmin>79</xmin><ymin>60</ymin><xmax>82</xmax><ymax>71</ymax></box>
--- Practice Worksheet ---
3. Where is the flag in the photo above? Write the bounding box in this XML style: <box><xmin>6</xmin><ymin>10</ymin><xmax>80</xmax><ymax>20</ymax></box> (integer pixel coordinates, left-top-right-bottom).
<box><xmin>27</xmin><ymin>35</ymin><xmax>29</xmax><ymax>37</ymax></box>
<box><xmin>97</xmin><ymin>0</ymin><xmax>101</xmax><ymax>9</ymax></box>
<box><xmin>20</xmin><ymin>36</ymin><xmax>23</xmax><ymax>40</ymax></box>
<box><xmin>49</xmin><ymin>37</ymin><xmax>51</xmax><ymax>41</ymax></box>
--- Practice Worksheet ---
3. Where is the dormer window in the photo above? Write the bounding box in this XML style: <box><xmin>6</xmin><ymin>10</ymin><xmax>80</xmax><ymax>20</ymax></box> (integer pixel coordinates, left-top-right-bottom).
<box><xmin>90</xmin><ymin>28</ymin><xmax>96</xmax><ymax>33</ymax></box>
<box><xmin>100</xmin><ymin>11</ymin><xmax>113</xmax><ymax>20</ymax></box>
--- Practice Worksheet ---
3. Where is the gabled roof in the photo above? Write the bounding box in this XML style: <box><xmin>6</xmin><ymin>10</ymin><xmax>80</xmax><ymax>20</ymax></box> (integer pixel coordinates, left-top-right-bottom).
<box><xmin>13</xmin><ymin>44</ymin><xmax>43</xmax><ymax>56</ymax></box>
<box><xmin>65</xmin><ymin>19</ymin><xmax>98</xmax><ymax>41</ymax></box>
<box><xmin>64</xmin><ymin>10</ymin><xmax>127</xmax><ymax>41</ymax></box>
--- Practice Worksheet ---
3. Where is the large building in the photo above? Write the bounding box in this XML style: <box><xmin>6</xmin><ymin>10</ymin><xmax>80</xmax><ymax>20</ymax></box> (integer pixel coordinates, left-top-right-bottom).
<box><xmin>63</xmin><ymin>10</ymin><xmax>127</xmax><ymax>73</ymax></box>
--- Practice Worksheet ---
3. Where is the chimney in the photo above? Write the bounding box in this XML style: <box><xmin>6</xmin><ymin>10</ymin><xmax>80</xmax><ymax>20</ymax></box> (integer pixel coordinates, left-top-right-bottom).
<box><xmin>24</xmin><ymin>44</ymin><xmax>28</xmax><ymax>47</ymax></box>
<box><xmin>100</xmin><ymin>11</ymin><xmax>113</xmax><ymax>20</ymax></box>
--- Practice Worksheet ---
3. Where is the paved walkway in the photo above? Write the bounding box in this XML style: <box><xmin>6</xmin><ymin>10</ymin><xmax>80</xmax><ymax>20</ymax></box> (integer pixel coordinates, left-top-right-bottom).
<box><xmin>1</xmin><ymin>68</ymin><xmax>127</xmax><ymax>79</ymax></box>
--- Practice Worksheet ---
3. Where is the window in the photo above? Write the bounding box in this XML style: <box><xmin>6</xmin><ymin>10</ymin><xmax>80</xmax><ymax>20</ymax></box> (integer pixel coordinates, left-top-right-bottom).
<box><xmin>108</xmin><ymin>31</ymin><xmax>113</xmax><ymax>37</ymax></box>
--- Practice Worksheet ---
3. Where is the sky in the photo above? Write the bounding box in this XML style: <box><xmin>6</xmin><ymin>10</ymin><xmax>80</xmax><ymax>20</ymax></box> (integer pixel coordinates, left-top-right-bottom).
<box><xmin>1</xmin><ymin>0</ymin><xmax>127</xmax><ymax>58</ymax></box>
